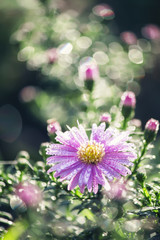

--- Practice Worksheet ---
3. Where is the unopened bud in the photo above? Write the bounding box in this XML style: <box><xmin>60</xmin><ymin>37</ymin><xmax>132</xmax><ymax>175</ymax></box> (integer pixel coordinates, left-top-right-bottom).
<box><xmin>47</xmin><ymin>119</ymin><xmax>61</xmax><ymax>135</ymax></box>
<box><xmin>136</xmin><ymin>172</ymin><xmax>146</xmax><ymax>183</ymax></box>
<box><xmin>121</xmin><ymin>91</ymin><xmax>136</xmax><ymax>119</ymax></box>
<box><xmin>100</xmin><ymin>113</ymin><xmax>111</xmax><ymax>127</ymax></box>
<box><xmin>79</xmin><ymin>63</ymin><xmax>99</xmax><ymax>92</ymax></box>
<box><xmin>144</xmin><ymin>118</ymin><xmax>159</xmax><ymax>143</ymax></box>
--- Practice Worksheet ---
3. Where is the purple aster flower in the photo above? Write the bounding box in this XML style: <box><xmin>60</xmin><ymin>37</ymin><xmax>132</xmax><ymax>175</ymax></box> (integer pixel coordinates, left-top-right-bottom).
<box><xmin>46</xmin><ymin>123</ymin><xmax>136</xmax><ymax>194</ymax></box>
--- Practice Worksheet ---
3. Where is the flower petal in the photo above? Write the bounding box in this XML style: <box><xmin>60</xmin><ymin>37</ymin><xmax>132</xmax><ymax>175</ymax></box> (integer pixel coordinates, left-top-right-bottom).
<box><xmin>79</xmin><ymin>165</ymin><xmax>92</xmax><ymax>187</ymax></box>
<box><xmin>56</xmin><ymin>130</ymin><xmax>80</xmax><ymax>149</ymax></box>
<box><xmin>46</xmin><ymin>144</ymin><xmax>77</xmax><ymax>156</ymax></box>
<box><xmin>68</xmin><ymin>171</ymin><xmax>82</xmax><ymax>191</ymax></box>
<box><xmin>58</xmin><ymin>162</ymin><xmax>84</xmax><ymax>180</ymax></box>
<box><xmin>47</xmin><ymin>156</ymin><xmax>78</xmax><ymax>164</ymax></box>
<box><xmin>90</xmin><ymin>123</ymin><xmax>106</xmax><ymax>142</ymax></box>
<box><xmin>107</xmin><ymin>131</ymin><xmax>131</xmax><ymax>146</ymax></box>
<box><xmin>47</xmin><ymin>159</ymin><xmax>80</xmax><ymax>174</ymax></box>
<box><xmin>103</xmin><ymin>152</ymin><xmax>136</xmax><ymax>166</ymax></box>
<box><xmin>94</xmin><ymin>166</ymin><xmax>105</xmax><ymax>185</ymax></box>
<box><xmin>107</xmin><ymin>161</ymin><xmax>131</xmax><ymax>176</ymax></box>
<box><xmin>78</xmin><ymin>123</ymin><xmax>89</xmax><ymax>142</ymax></box>
<box><xmin>92</xmin><ymin>165</ymin><xmax>99</xmax><ymax>194</ymax></box>
<box><xmin>87</xmin><ymin>166</ymin><xmax>94</xmax><ymax>192</ymax></box>
<box><xmin>68</xmin><ymin>125</ymin><xmax>89</xmax><ymax>145</ymax></box>
<box><xmin>97</xmin><ymin>162</ymin><xmax>121</xmax><ymax>180</ymax></box>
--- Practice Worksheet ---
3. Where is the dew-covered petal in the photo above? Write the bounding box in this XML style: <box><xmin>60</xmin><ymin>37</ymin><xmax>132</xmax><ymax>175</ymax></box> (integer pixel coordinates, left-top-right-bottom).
<box><xmin>94</xmin><ymin>166</ymin><xmax>105</xmax><ymax>185</ymax></box>
<box><xmin>68</xmin><ymin>171</ymin><xmax>82</xmax><ymax>191</ymax></box>
<box><xmin>47</xmin><ymin>159</ymin><xmax>80</xmax><ymax>174</ymax></box>
<box><xmin>68</xmin><ymin>125</ymin><xmax>88</xmax><ymax>145</ymax></box>
<box><xmin>107</xmin><ymin>131</ymin><xmax>131</xmax><ymax>146</ymax></box>
<box><xmin>78</xmin><ymin>164</ymin><xmax>92</xmax><ymax>187</ymax></box>
<box><xmin>46</xmin><ymin>144</ymin><xmax>77</xmax><ymax>156</ymax></box>
<box><xmin>78</xmin><ymin>123</ymin><xmax>89</xmax><ymax>142</ymax></box>
<box><xmin>58</xmin><ymin>162</ymin><xmax>84</xmax><ymax>180</ymax></box>
<box><xmin>91</xmin><ymin>124</ymin><xmax>120</xmax><ymax>146</ymax></box>
<box><xmin>107</xmin><ymin>161</ymin><xmax>131</xmax><ymax>176</ymax></box>
<box><xmin>78</xmin><ymin>165</ymin><xmax>92</xmax><ymax>193</ymax></box>
<box><xmin>97</xmin><ymin>162</ymin><xmax>121</xmax><ymax>180</ymax></box>
<box><xmin>99</xmin><ymin>128</ymin><xmax>117</xmax><ymax>144</ymax></box>
<box><xmin>79</xmin><ymin>184</ymin><xmax>85</xmax><ymax>193</ymax></box>
<box><xmin>47</xmin><ymin>156</ymin><xmax>78</xmax><ymax>164</ymax></box>
<box><xmin>87</xmin><ymin>166</ymin><xmax>94</xmax><ymax>192</ymax></box>
<box><xmin>105</xmin><ymin>143</ymin><xmax>136</xmax><ymax>153</ymax></box>
<box><xmin>92</xmin><ymin>165</ymin><xmax>99</xmax><ymax>194</ymax></box>
<box><xmin>56</xmin><ymin>130</ymin><xmax>80</xmax><ymax>149</ymax></box>
<box><xmin>103</xmin><ymin>152</ymin><xmax>136</xmax><ymax>166</ymax></box>
<box><xmin>47</xmin><ymin>148</ymin><xmax>77</xmax><ymax>157</ymax></box>
<box><xmin>90</xmin><ymin>123</ymin><xmax>106</xmax><ymax>142</ymax></box>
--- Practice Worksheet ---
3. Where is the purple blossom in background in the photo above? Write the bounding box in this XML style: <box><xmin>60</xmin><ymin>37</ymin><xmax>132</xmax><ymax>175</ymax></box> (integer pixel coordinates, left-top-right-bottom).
<box><xmin>16</xmin><ymin>182</ymin><xmax>42</xmax><ymax>207</ymax></box>
<box><xmin>142</xmin><ymin>24</ymin><xmax>160</xmax><ymax>40</ymax></box>
<box><xmin>46</xmin><ymin>123</ymin><xmax>136</xmax><ymax>194</ymax></box>
<box><xmin>104</xmin><ymin>179</ymin><xmax>127</xmax><ymax>199</ymax></box>
<box><xmin>120</xmin><ymin>31</ymin><xmax>137</xmax><ymax>45</ymax></box>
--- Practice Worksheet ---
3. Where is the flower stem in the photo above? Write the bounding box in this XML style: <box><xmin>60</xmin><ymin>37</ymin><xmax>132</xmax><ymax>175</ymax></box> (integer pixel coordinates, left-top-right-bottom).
<box><xmin>141</xmin><ymin>182</ymin><xmax>151</xmax><ymax>204</ymax></box>
<box><xmin>130</xmin><ymin>141</ymin><xmax>148</xmax><ymax>178</ymax></box>
<box><xmin>122</xmin><ymin>117</ymin><xmax>128</xmax><ymax>130</ymax></box>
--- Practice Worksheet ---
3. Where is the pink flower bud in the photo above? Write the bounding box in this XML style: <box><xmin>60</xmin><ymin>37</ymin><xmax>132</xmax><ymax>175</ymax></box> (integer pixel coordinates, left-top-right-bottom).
<box><xmin>142</xmin><ymin>24</ymin><xmax>160</xmax><ymax>40</ymax></box>
<box><xmin>47</xmin><ymin>119</ymin><xmax>61</xmax><ymax>135</ymax></box>
<box><xmin>144</xmin><ymin>118</ymin><xmax>159</xmax><ymax>143</ymax></box>
<box><xmin>85</xmin><ymin>68</ymin><xmax>94</xmax><ymax>80</ymax></box>
<box><xmin>121</xmin><ymin>91</ymin><xmax>136</xmax><ymax>108</ymax></box>
<box><xmin>16</xmin><ymin>182</ymin><xmax>42</xmax><ymax>207</ymax></box>
<box><xmin>145</xmin><ymin>118</ymin><xmax>159</xmax><ymax>132</ymax></box>
<box><xmin>47</xmin><ymin>48</ymin><xmax>58</xmax><ymax>64</ymax></box>
<box><xmin>120</xmin><ymin>31</ymin><xmax>137</xmax><ymax>45</ymax></box>
<box><xmin>84</xmin><ymin>66</ymin><xmax>99</xmax><ymax>81</ymax></box>
<box><xmin>100</xmin><ymin>113</ymin><xmax>111</xmax><ymax>123</ymax></box>
<box><xmin>79</xmin><ymin>63</ymin><xmax>99</xmax><ymax>91</ymax></box>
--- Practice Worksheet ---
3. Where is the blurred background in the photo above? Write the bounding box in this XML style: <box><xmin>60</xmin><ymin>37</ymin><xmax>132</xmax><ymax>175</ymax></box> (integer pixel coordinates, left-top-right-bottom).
<box><xmin>0</xmin><ymin>0</ymin><xmax>160</xmax><ymax>160</ymax></box>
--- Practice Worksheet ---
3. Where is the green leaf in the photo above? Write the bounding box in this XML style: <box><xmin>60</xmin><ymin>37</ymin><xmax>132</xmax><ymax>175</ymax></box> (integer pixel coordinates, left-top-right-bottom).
<box><xmin>80</xmin><ymin>209</ymin><xmax>96</xmax><ymax>222</ymax></box>
<box><xmin>3</xmin><ymin>220</ymin><xmax>28</xmax><ymax>240</ymax></box>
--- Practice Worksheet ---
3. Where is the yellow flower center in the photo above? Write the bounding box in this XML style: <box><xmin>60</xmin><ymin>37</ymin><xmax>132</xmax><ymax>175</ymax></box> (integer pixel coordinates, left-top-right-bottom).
<box><xmin>77</xmin><ymin>141</ymin><xmax>105</xmax><ymax>164</ymax></box>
